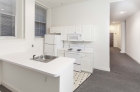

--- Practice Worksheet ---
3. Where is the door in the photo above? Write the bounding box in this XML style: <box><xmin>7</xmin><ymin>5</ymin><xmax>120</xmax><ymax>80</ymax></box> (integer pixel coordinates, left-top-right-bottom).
<box><xmin>110</xmin><ymin>33</ymin><xmax>114</xmax><ymax>47</ymax></box>
<box><xmin>65</xmin><ymin>52</ymin><xmax>81</xmax><ymax>64</ymax></box>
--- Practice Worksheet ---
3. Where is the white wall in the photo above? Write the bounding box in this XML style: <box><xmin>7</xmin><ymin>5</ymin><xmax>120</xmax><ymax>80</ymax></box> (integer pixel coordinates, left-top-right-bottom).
<box><xmin>120</xmin><ymin>21</ymin><xmax>126</xmax><ymax>53</ymax></box>
<box><xmin>0</xmin><ymin>61</ymin><xmax>2</xmax><ymax>85</ymax></box>
<box><xmin>0</xmin><ymin>39</ymin><xmax>26</xmax><ymax>56</ymax></box>
<box><xmin>51</xmin><ymin>0</ymin><xmax>110</xmax><ymax>71</ymax></box>
<box><xmin>24</xmin><ymin>0</ymin><xmax>51</xmax><ymax>54</ymax></box>
<box><xmin>126</xmin><ymin>10</ymin><xmax>140</xmax><ymax>64</ymax></box>
<box><xmin>0</xmin><ymin>0</ymin><xmax>45</xmax><ymax>84</ymax></box>
<box><xmin>118</xmin><ymin>24</ymin><xmax>121</xmax><ymax>49</ymax></box>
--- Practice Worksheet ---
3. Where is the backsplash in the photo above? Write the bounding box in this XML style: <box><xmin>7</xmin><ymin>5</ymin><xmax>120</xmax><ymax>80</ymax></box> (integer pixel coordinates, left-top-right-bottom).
<box><xmin>64</xmin><ymin>41</ymin><xmax>94</xmax><ymax>48</ymax></box>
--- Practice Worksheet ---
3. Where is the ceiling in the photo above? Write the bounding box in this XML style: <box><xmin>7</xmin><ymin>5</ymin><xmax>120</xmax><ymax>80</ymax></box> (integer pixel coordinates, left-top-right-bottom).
<box><xmin>36</xmin><ymin>0</ymin><xmax>87</xmax><ymax>8</ymax></box>
<box><xmin>110</xmin><ymin>0</ymin><xmax>140</xmax><ymax>24</ymax></box>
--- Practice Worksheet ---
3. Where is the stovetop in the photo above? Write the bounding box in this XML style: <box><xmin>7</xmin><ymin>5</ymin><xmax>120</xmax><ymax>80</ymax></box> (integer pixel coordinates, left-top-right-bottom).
<box><xmin>66</xmin><ymin>44</ymin><xmax>85</xmax><ymax>53</ymax></box>
<box><xmin>67</xmin><ymin>48</ymin><xmax>82</xmax><ymax>52</ymax></box>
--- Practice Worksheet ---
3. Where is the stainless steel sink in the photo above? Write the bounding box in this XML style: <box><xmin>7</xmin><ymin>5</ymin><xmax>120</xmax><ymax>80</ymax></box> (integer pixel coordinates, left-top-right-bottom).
<box><xmin>31</xmin><ymin>55</ymin><xmax>58</xmax><ymax>63</ymax></box>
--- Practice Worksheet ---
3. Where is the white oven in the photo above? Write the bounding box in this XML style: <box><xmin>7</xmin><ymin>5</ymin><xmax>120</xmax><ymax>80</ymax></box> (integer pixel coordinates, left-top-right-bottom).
<box><xmin>65</xmin><ymin>52</ymin><xmax>82</xmax><ymax>72</ymax></box>
<box><xmin>67</xmin><ymin>33</ymin><xmax>83</xmax><ymax>41</ymax></box>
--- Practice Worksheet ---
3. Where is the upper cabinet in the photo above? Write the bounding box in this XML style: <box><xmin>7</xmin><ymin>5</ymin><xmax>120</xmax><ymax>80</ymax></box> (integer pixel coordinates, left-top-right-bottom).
<box><xmin>75</xmin><ymin>26</ymin><xmax>83</xmax><ymax>34</ymax></box>
<box><xmin>67</xmin><ymin>26</ymin><xmax>76</xmax><ymax>33</ymax></box>
<box><xmin>50</xmin><ymin>27</ymin><xmax>61</xmax><ymax>33</ymax></box>
<box><xmin>67</xmin><ymin>26</ymin><xmax>83</xmax><ymax>34</ymax></box>
<box><xmin>50</xmin><ymin>25</ymin><xmax>94</xmax><ymax>42</ymax></box>
<box><xmin>83</xmin><ymin>25</ymin><xmax>93</xmax><ymax>41</ymax></box>
<box><xmin>61</xmin><ymin>27</ymin><xmax>68</xmax><ymax>41</ymax></box>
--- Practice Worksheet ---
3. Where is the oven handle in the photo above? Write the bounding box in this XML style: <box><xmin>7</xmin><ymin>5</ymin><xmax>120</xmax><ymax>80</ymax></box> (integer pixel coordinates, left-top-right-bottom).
<box><xmin>65</xmin><ymin>52</ymin><xmax>81</xmax><ymax>55</ymax></box>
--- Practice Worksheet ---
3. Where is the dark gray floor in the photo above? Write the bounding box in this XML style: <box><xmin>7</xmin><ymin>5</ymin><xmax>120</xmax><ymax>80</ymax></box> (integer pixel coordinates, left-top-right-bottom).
<box><xmin>75</xmin><ymin>47</ymin><xmax>140</xmax><ymax>92</ymax></box>
<box><xmin>0</xmin><ymin>85</ymin><xmax>12</xmax><ymax>92</ymax></box>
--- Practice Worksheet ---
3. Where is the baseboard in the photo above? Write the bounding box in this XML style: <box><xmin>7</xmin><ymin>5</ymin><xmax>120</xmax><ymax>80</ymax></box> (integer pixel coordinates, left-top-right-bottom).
<box><xmin>2</xmin><ymin>82</ymin><xmax>22</xmax><ymax>92</ymax></box>
<box><xmin>94</xmin><ymin>66</ymin><xmax>110</xmax><ymax>72</ymax></box>
<box><xmin>126</xmin><ymin>53</ymin><xmax>140</xmax><ymax>64</ymax></box>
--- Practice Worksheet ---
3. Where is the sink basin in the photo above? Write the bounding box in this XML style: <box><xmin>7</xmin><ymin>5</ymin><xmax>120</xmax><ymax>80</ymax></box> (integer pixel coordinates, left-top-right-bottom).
<box><xmin>31</xmin><ymin>55</ymin><xmax>58</xmax><ymax>63</ymax></box>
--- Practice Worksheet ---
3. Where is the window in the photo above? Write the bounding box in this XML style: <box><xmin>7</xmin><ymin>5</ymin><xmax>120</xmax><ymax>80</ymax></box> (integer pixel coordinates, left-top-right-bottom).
<box><xmin>35</xmin><ymin>4</ymin><xmax>46</xmax><ymax>37</ymax></box>
<box><xmin>0</xmin><ymin>0</ymin><xmax>16</xmax><ymax>37</ymax></box>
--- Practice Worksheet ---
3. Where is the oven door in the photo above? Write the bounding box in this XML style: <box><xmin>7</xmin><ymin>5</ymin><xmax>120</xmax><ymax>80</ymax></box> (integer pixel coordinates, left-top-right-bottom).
<box><xmin>65</xmin><ymin>52</ymin><xmax>81</xmax><ymax>64</ymax></box>
<box><xmin>65</xmin><ymin>52</ymin><xmax>82</xmax><ymax>72</ymax></box>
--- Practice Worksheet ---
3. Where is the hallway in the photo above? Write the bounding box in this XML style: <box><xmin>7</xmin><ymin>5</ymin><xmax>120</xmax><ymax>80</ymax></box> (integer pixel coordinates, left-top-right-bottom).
<box><xmin>75</xmin><ymin>47</ymin><xmax>140</xmax><ymax>92</ymax></box>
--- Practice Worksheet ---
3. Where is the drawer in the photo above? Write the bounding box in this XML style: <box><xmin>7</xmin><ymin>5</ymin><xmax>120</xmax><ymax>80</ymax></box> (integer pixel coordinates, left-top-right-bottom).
<box><xmin>82</xmin><ymin>53</ymin><xmax>91</xmax><ymax>58</ymax></box>
<box><xmin>74</xmin><ymin>64</ymin><xmax>81</xmax><ymax>72</ymax></box>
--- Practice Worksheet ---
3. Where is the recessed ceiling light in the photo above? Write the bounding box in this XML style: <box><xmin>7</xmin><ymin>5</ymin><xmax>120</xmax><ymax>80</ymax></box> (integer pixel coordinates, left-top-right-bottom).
<box><xmin>1</xmin><ymin>9</ymin><xmax>4</xmax><ymax>11</ymax></box>
<box><xmin>113</xmin><ymin>22</ymin><xmax>115</xmax><ymax>23</ymax></box>
<box><xmin>120</xmin><ymin>12</ymin><xmax>124</xmax><ymax>14</ymax></box>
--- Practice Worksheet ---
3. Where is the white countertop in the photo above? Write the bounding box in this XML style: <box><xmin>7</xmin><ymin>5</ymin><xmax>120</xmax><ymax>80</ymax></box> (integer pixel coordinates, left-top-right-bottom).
<box><xmin>58</xmin><ymin>48</ymin><xmax>93</xmax><ymax>54</ymax></box>
<box><xmin>0</xmin><ymin>52</ymin><xmax>75</xmax><ymax>77</ymax></box>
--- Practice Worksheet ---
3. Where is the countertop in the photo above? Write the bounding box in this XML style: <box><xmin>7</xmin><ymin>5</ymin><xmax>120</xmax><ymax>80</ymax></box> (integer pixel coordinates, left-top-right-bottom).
<box><xmin>0</xmin><ymin>52</ymin><xmax>75</xmax><ymax>77</ymax></box>
<box><xmin>58</xmin><ymin>48</ymin><xmax>94</xmax><ymax>54</ymax></box>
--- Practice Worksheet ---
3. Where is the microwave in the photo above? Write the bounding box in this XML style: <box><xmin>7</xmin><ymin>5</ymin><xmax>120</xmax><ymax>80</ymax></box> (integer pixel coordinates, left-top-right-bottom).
<box><xmin>68</xmin><ymin>33</ymin><xmax>83</xmax><ymax>41</ymax></box>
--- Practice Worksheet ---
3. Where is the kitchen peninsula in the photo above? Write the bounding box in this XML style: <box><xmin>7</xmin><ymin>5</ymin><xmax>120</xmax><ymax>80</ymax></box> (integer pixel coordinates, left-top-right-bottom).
<box><xmin>0</xmin><ymin>52</ymin><xmax>75</xmax><ymax>92</ymax></box>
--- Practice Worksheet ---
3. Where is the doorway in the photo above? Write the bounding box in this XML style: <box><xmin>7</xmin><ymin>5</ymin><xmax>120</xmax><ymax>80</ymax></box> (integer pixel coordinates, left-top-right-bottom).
<box><xmin>110</xmin><ymin>33</ymin><xmax>113</xmax><ymax>47</ymax></box>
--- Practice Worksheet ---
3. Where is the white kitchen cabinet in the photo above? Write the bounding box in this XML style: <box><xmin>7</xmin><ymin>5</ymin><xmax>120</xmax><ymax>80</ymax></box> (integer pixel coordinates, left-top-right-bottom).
<box><xmin>83</xmin><ymin>25</ymin><xmax>93</xmax><ymax>41</ymax></box>
<box><xmin>67</xmin><ymin>26</ymin><xmax>83</xmax><ymax>34</ymax></box>
<box><xmin>50</xmin><ymin>27</ymin><xmax>61</xmax><ymax>33</ymax></box>
<box><xmin>61</xmin><ymin>27</ymin><xmax>68</xmax><ymax>40</ymax></box>
<box><xmin>56</xmin><ymin>25</ymin><xmax>94</xmax><ymax>41</ymax></box>
<box><xmin>82</xmin><ymin>53</ymin><xmax>93</xmax><ymax>73</ymax></box>
<box><xmin>67</xmin><ymin>26</ymin><xmax>76</xmax><ymax>33</ymax></box>
<box><xmin>75</xmin><ymin>26</ymin><xmax>83</xmax><ymax>34</ymax></box>
<box><xmin>57</xmin><ymin>50</ymin><xmax>65</xmax><ymax>57</ymax></box>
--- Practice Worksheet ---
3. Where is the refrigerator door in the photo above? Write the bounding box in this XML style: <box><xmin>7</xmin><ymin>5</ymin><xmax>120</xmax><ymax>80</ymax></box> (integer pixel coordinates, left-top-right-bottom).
<box><xmin>45</xmin><ymin>35</ymin><xmax>56</xmax><ymax>44</ymax></box>
<box><xmin>45</xmin><ymin>44</ymin><xmax>55</xmax><ymax>56</ymax></box>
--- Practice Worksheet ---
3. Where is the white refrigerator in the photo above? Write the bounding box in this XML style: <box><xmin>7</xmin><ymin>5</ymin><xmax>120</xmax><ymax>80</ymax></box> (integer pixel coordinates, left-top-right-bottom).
<box><xmin>44</xmin><ymin>35</ymin><xmax>63</xmax><ymax>56</ymax></box>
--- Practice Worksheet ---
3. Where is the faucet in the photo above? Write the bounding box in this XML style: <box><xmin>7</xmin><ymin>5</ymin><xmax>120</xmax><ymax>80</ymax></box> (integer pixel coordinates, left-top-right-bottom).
<box><xmin>33</xmin><ymin>55</ymin><xmax>36</xmax><ymax>59</ymax></box>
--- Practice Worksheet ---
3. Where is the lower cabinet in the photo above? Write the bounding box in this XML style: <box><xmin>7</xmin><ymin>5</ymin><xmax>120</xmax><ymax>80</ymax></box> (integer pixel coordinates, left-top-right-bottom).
<box><xmin>82</xmin><ymin>58</ymin><xmax>92</xmax><ymax>72</ymax></box>
<box><xmin>57</xmin><ymin>50</ymin><xmax>93</xmax><ymax>73</ymax></box>
<box><xmin>82</xmin><ymin>53</ymin><xmax>93</xmax><ymax>73</ymax></box>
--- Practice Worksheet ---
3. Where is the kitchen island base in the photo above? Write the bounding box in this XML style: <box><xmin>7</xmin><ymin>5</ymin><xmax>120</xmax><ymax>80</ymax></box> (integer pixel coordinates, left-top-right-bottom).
<box><xmin>0</xmin><ymin>62</ymin><xmax>73</xmax><ymax>92</ymax></box>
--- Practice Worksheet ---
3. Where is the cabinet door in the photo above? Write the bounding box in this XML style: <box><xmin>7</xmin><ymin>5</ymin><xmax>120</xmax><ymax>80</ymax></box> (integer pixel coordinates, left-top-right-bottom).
<box><xmin>50</xmin><ymin>27</ymin><xmax>61</xmax><ymax>33</ymax></box>
<box><xmin>67</xmin><ymin>26</ymin><xmax>76</xmax><ymax>33</ymax></box>
<box><xmin>55</xmin><ymin>27</ymin><xmax>61</xmax><ymax>33</ymax></box>
<box><xmin>76</xmin><ymin>26</ymin><xmax>83</xmax><ymax>34</ymax></box>
<box><xmin>83</xmin><ymin>25</ymin><xmax>93</xmax><ymax>41</ymax></box>
<box><xmin>50</xmin><ymin>27</ymin><xmax>55</xmax><ymax>33</ymax></box>
<box><xmin>82</xmin><ymin>58</ymin><xmax>92</xmax><ymax>73</ymax></box>
<box><xmin>61</xmin><ymin>27</ymin><xmax>68</xmax><ymax>40</ymax></box>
